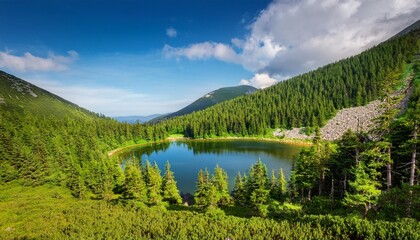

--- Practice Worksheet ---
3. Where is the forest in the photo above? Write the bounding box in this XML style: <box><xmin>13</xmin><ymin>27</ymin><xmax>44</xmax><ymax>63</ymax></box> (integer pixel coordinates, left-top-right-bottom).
<box><xmin>0</xmin><ymin>30</ymin><xmax>419</xmax><ymax>239</ymax></box>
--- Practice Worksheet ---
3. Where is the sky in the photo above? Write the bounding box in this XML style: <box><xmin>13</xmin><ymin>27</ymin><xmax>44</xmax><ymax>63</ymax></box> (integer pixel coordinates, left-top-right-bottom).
<box><xmin>0</xmin><ymin>0</ymin><xmax>419</xmax><ymax>117</ymax></box>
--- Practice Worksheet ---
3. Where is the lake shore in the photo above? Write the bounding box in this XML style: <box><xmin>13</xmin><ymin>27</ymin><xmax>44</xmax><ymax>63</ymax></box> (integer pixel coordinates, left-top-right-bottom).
<box><xmin>108</xmin><ymin>136</ymin><xmax>312</xmax><ymax>157</ymax></box>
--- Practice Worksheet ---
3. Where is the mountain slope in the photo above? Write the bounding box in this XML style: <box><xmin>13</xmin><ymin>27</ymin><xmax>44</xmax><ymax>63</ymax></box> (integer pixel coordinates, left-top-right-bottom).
<box><xmin>393</xmin><ymin>19</ymin><xmax>420</xmax><ymax>38</ymax></box>
<box><xmin>157</xmin><ymin>85</ymin><xmax>257</xmax><ymax>121</ymax></box>
<box><xmin>0</xmin><ymin>71</ymin><xmax>97</xmax><ymax>118</ymax></box>
<box><xmin>158</xmin><ymin>30</ymin><xmax>420</xmax><ymax>138</ymax></box>
<box><xmin>114</xmin><ymin>114</ymin><xmax>162</xmax><ymax>123</ymax></box>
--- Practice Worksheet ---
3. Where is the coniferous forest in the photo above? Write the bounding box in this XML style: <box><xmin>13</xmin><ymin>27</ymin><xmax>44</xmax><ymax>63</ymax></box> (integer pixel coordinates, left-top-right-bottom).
<box><xmin>0</xmin><ymin>30</ymin><xmax>419</xmax><ymax>239</ymax></box>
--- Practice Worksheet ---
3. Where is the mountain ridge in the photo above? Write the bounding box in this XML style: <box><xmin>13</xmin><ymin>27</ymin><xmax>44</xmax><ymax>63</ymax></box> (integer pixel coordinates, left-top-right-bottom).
<box><xmin>0</xmin><ymin>71</ymin><xmax>99</xmax><ymax>118</ymax></box>
<box><xmin>151</xmin><ymin>85</ymin><xmax>257</xmax><ymax>122</ymax></box>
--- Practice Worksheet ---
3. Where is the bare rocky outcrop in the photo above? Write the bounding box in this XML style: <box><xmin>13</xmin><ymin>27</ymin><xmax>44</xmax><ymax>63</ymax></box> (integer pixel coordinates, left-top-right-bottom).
<box><xmin>275</xmin><ymin>76</ymin><xmax>414</xmax><ymax>141</ymax></box>
<box><xmin>320</xmin><ymin>100</ymin><xmax>382</xmax><ymax>140</ymax></box>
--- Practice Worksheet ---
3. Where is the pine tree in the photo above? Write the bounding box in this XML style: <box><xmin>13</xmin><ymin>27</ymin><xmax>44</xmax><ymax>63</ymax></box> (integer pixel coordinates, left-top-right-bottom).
<box><xmin>162</xmin><ymin>161</ymin><xmax>181</xmax><ymax>204</ymax></box>
<box><xmin>344</xmin><ymin>161</ymin><xmax>381</xmax><ymax>217</ymax></box>
<box><xmin>232</xmin><ymin>172</ymin><xmax>246</xmax><ymax>206</ymax></box>
<box><xmin>374</xmin><ymin>71</ymin><xmax>400</xmax><ymax>190</ymax></box>
<box><xmin>123</xmin><ymin>161</ymin><xmax>147</xmax><ymax>201</ymax></box>
<box><xmin>194</xmin><ymin>169</ymin><xmax>211</xmax><ymax>207</ymax></box>
<box><xmin>246</xmin><ymin>160</ymin><xmax>270</xmax><ymax>216</ymax></box>
<box><xmin>277</xmin><ymin>168</ymin><xmax>287</xmax><ymax>201</ymax></box>
<box><xmin>269</xmin><ymin>169</ymin><xmax>277</xmax><ymax>199</ymax></box>
<box><xmin>145</xmin><ymin>161</ymin><xmax>163</xmax><ymax>205</ymax></box>
<box><xmin>291</xmin><ymin>149</ymin><xmax>318</xmax><ymax>200</ymax></box>
<box><xmin>212</xmin><ymin>164</ymin><xmax>231</xmax><ymax>206</ymax></box>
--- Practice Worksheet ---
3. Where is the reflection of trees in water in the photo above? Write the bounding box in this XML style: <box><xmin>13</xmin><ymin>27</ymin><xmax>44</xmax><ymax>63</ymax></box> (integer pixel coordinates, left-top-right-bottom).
<box><xmin>119</xmin><ymin>140</ymin><xmax>303</xmax><ymax>167</ymax></box>
<box><xmin>119</xmin><ymin>142</ymin><xmax>171</xmax><ymax>165</ymax></box>
<box><xmin>179</xmin><ymin>140</ymin><xmax>302</xmax><ymax>159</ymax></box>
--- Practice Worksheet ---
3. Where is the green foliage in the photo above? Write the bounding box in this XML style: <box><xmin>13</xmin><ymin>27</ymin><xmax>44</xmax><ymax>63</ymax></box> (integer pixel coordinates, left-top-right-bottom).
<box><xmin>122</xmin><ymin>161</ymin><xmax>147</xmax><ymax>202</ymax></box>
<box><xmin>344</xmin><ymin>161</ymin><xmax>381</xmax><ymax>216</ymax></box>
<box><xmin>1</xmin><ymin>183</ymin><xmax>420</xmax><ymax>240</ymax></box>
<box><xmin>377</xmin><ymin>184</ymin><xmax>420</xmax><ymax>220</ymax></box>
<box><xmin>277</xmin><ymin>169</ymin><xmax>288</xmax><ymax>201</ymax></box>
<box><xmin>194</xmin><ymin>166</ymin><xmax>231</xmax><ymax>208</ymax></box>
<box><xmin>162</xmin><ymin>161</ymin><xmax>182</xmax><ymax>204</ymax></box>
<box><xmin>290</xmin><ymin>148</ymin><xmax>318</xmax><ymax>199</ymax></box>
<box><xmin>232</xmin><ymin>172</ymin><xmax>247</xmax><ymax>206</ymax></box>
<box><xmin>212</xmin><ymin>164</ymin><xmax>231</xmax><ymax>206</ymax></box>
<box><xmin>145</xmin><ymin>161</ymin><xmax>163</xmax><ymax>205</ymax></box>
<box><xmin>163</xmin><ymin>85</ymin><xmax>257</xmax><ymax>120</ymax></box>
<box><xmin>156</xmin><ymin>31</ymin><xmax>419</xmax><ymax>138</ymax></box>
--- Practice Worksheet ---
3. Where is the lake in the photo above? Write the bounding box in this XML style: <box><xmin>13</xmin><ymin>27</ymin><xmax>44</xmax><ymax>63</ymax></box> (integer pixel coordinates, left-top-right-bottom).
<box><xmin>118</xmin><ymin>140</ymin><xmax>304</xmax><ymax>194</ymax></box>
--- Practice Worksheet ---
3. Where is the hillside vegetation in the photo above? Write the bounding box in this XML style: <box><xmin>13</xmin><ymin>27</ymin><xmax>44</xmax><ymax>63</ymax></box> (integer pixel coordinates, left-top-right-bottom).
<box><xmin>153</xmin><ymin>85</ymin><xmax>257</xmax><ymax>122</ymax></box>
<box><xmin>0</xmin><ymin>71</ymin><xmax>97</xmax><ymax>118</ymax></box>
<box><xmin>156</xmin><ymin>30</ymin><xmax>420</xmax><ymax>138</ymax></box>
<box><xmin>0</xmin><ymin>28</ymin><xmax>419</xmax><ymax>239</ymax></box>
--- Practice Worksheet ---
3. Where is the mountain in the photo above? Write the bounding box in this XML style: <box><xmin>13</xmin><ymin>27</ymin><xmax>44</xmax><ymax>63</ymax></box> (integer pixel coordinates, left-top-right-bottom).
<box><xmin>154</xmin><ymin>85</ymin><xmax>257</xmax><ymax>122</ymax></box>
<box><xmin>157</xmin><ymin>30</ymin><xmax>420</xmax><ymax>138</ymax></box>
<box><xmin>0</xmin><ymin>71</ymin><xmax>97</xmax><ymax>118</ymax></box>
<box><xmin>393</xmin><ymin>19</ymin><xmax>420</xmax><ymax>38</ymax></box>
<box><xmin>114</xmin><ymin>114</ymin><xmax>162</xmax><ymax>123</ymax></box>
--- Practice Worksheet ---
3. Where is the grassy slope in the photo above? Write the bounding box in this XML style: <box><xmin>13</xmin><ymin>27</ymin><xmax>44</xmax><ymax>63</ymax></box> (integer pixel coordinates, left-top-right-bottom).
<box><xmin>1</xmin><ymin>183</ymin><xmax>419</xmax><ymax>239</ymax></box>
<box><xmin>0</xmin><ymin>71</ymin><xmax>97</xmax><ymax>118</ymax></box>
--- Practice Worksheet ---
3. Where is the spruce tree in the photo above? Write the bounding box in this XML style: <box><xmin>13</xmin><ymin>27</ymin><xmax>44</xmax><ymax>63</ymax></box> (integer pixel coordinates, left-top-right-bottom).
<box><xmin>123</xmin><ymin>161</ymin><xmax>147</xmax><ymax>202</ymax></box>
<box><xmin>162</xmin><ymin>161</ymin><xmax>181</xmax><ymax>204</ymax></box>
<box><xmin>277</xmin><ymin>168</ymin><xmax>287</xmax><ymax>201</ymax></box>
<box><xmin>212</xmin><ymin>164</ymin><xmax>231</xmax><ymax>206</ymax></box>
<box><xmin>344</xmin><ymin>161</ymin><xmax>381</xmax><ymax>217</ymax></box>
<box><xmin>269</xmin><ymin>169</ymin><xmax>277</xmax><ymax>199</ymax></box>
<box><xmin>194</xmin><ymin>169</ymin><xmax>211</xmax><ymax>207</ymax></box>
<box><xmin>145</xmin><ymin>161</ymin><xmax>163</xmax><ymax>205</ymax></box>
<box><xmin>232</xmin><ymin>172</ymin><xmax>246</xmax><ymax>206</ymax></box>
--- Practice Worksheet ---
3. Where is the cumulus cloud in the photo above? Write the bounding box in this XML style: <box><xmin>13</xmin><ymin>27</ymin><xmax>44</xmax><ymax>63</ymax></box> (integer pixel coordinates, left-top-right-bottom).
<box><xmin>248</xmin><ymin>0</ymin><xmax>420</xmax><ymax>75</ymax></box>
<box><xmin>163</xmin><ymin>42</ymin><xmax>239</xmax><ymax>63</ymax></box>
<box><xmin>166</xmin><ymin>27</ymin><xmax>178</xmax><ymax>38</ymax></box>
<box><xmin>0</xmin><ymin>50</ymin><xmax>78</xmax><ymax>72</ymax></box>
<box><xmin>28</xmin><ymin>79</ymin><xmax>191</xmax><ymax>116</ymax></box>
<box><xmin>240</xmin><ymin>73</ymin><xmax>279</xmax><ymax>89</ymax></box>
<box><xmin>163</xmin><ymin>0</ymin><xmax>420</xmax><ymax>88</ymax></box>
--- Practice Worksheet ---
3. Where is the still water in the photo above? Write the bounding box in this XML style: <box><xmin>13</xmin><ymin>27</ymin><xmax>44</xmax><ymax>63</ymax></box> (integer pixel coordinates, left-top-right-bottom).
<box><xmin>119</xmin><ymin>140</ymin><xmax>303</xmax><ymax>194</ymax></box>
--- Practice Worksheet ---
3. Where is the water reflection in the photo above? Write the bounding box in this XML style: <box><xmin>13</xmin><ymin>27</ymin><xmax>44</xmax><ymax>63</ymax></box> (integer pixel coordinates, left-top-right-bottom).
<box><xmin>119</xmin><ymin>140</ymin><xmax>303</xmax><ymax>194</ymax></box>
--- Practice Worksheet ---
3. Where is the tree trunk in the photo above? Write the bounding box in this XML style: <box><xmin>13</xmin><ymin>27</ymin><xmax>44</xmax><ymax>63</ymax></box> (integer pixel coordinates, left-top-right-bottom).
<box><xmin>386</xmin><ymin>163</ymin><xmax>392</xmax><ymax>190</ymax></box>
<box><xmin>364</xmin><ymin>203</ymin><xmax>369</xmax><ymax>218</ymax></box>
<box><xmin>308</xmin><ymin>189</ymin><xmax>311</xmax><ymax>201</ymax></box>
<box><xmin>330</xmin><ymin>178</ymin><xmax>334</xmax><ymax>200</ymax></box>
<box><xmin>386</xmin><ymin>147</ymin><xmax>392</xmax><ymax>190</ymax></box>
<box><xmin>410</xmin><ymin>124</ymin><xmax>417</xmax><ymax>186</ymax></box>
<box><xmin>343</xmin><ymin>173</ymin><xmax>347</xmax><ymax>192</ymax></box>
<box><xmin>319</xmin><ymin>170</ymin><xmax>325</xmax><ymax>196</ymax></box>
<box><xmin>301</xmin><ymin>188</ymin><xmax>304</xmax><ymax>201</ymax></box>
<box><xmin>355</xmin><ymin>147</ymin><xmax>360</xmax><ymax>164</ymax></box>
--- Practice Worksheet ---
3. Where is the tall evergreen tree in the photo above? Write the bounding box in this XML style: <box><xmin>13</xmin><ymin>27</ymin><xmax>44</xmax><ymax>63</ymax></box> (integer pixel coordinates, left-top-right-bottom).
<box><xmin>212</xmin><ymin>164</ymin><xmax>231</xmax><ymax>206</ymax></box>
<box><xmin>269</xmin><ymin>169</ymin><xmax>277</xmax><ymax>199</ymax></box>
<box><xmin>232</xmin><ymin>172</ymin><xmax>246</xmax><ymax>206</ymax></box>
<box><xmin>344</xmin><ymin>161</ymin><xmax>381</xmax><ymax>217</ymax></box>
<box><xmin>162</xmin><ymin>161</ymin><xmax>182</xmax><ymax>204</ymax></box>
<box><xmin>194</xmin><ymin>169</ymin><xmax>212</xmax><ymax>208</ymax></box>
<box><xmin>277</xmin><ymin>168</ymin><xmax>287</xmax><ymax>201</ymax></box>
<box><xmin>145</xmin><ymin>161</ymin><xmax>163</xmax><ymax>205</ymax></box>
<box><xmin>123</xmin><ymin>161</ymin><xmax>147</xmax><ymax>202</ymax></box>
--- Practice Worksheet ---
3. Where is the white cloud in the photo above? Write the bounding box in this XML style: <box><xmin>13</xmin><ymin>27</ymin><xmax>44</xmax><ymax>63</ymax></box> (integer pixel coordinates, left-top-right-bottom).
<box><xmin>163</xmin><ymin>0</ymin><xmax>420</xmax><ymax>78</ymax></box>
<box><xmin>28</xmin><ymin>79</ymin><xmax>191</xmax><ymax>116</ymax></box>
<box><xmin>0</xmin><ymin>50</ymin><xmax>78</xmax><ymax>72</ymax></box>
<box><xmin>240</xmin><ymin>73</ymin><xmax>278</xmax><ymax>89</ymax></box>
<box><xmin>166</xmin><ymin>27</ymin><xmax>178</xmax><ymax>38</ymax></box>
<box><xmin>163</xmin><ymin>42</ymin><xmax>239</xmax><ymax>63</ymax></box>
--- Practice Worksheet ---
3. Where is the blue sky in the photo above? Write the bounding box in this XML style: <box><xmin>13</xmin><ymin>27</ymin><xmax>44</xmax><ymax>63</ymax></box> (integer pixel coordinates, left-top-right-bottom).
<box><xmin>0</xmin><ymin>0</ymin><xmax>419</xmax><ymax>116</ymax></box>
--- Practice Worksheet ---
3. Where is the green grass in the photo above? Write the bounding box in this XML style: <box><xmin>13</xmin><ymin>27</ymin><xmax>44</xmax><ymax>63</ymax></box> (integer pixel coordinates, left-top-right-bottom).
<box><xmin>0</xmin><ymin>71</ymin><xmax>96</xmax><ymax>118</ymax></box>
<box><xmin>1</xmin><ymin>183</ymin><xmax>419</xmax><ymax>239</ymax></box>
